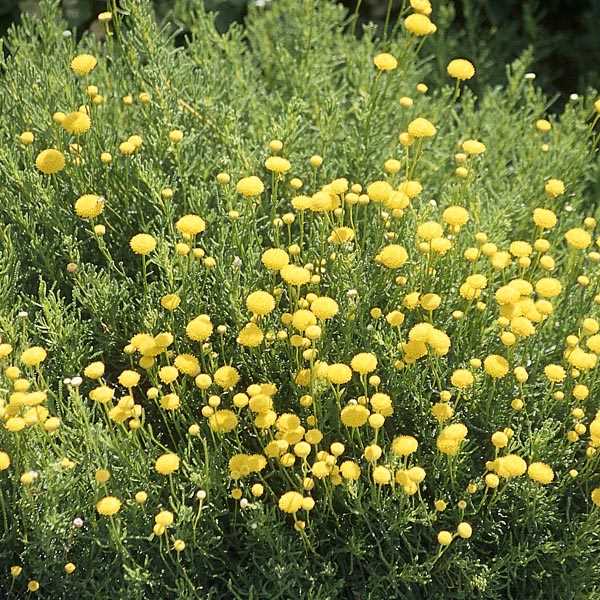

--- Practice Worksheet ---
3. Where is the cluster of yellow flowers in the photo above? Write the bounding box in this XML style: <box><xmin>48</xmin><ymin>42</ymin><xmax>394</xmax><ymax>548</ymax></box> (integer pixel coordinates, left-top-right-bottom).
<box><xmin>4</xmin><ymin>7</ymin><xmax>600</xmax><ymax>591</ymax></box>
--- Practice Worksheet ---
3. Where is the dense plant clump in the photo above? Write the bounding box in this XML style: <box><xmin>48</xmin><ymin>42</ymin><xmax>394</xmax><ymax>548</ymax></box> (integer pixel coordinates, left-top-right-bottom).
<box><xmin>1</xmin><ymin>1</ymin><xmax>600</xmax><ymax>598</ymax></box>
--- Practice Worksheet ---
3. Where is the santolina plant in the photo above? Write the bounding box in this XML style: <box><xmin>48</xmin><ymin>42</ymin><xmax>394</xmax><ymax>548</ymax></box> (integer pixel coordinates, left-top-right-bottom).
<box><xmin>1</xmin><ymin>0</ymin><xmax>600</xmax><ymax>598</ymax></box>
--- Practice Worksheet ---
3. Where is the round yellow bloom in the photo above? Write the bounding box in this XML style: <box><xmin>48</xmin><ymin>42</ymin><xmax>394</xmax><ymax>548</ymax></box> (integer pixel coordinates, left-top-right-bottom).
<box><xmin>155</xmin><ymin>510</ymin><xmax>174</xmax><ymax>527</ymax></box>
<box><xmin>0</xmin><ymin>451</ymin><xmax>10</xmax><ymax>470</ymax></box>
<box><xmin>527</xmin><ymin>462</ymin><xmax>554</xmax><ymax>485</ymax></box>
<box><xmin>280</xmin><ymin>264</ymin><xmax>311</xmax><ymax>286</ymax></box>
<box><xmin>118</xmin><ymin>370</ymin><xmax>139</xmax><ymax>388</ymax></box>
<box><xmin>443</xmin><ymin>206</ymin><xmax>469</xmax><ymax>227</ymax></box>
<box><xmin>35</xmin><ymin>148</ymin><xmax>65</xmax><ymax>175</ymax></box>
<box><xmin>535</xmin><ymin>277</ymin><xmax>561</xmax><ymax>298</ymax></box>
<box><xmin>19</xmin><ymin>131</ymin><xmax>34</xmax><ymax>145</ymax></box>
<box><xmin>591</xmin><ymin>488</ymin><xmax>600</xmax><ymax>507</ymax></box>
<box><xmin>176</xmin><ymin>214</ymin><xmax>206</xmax><ymax>236</ymax></box>
<box><xmin>169</xmin><ymin>129</ymin><xmax>184</xmax><ymax>143</ymax></box>
<box><xmin>214</xmin><ymin>366</ymin><xmax>239</xmax><ymax>389</ymax></box>
<box><xmin>404</xmin><ymin>13</ymin><xmax>435</xmax><ymax>36</ymax></box>
<box><xmin>544</xmin><ymin>178</ymin><xmax>564</xmax><ymax>198</ymax></box>
<box><xmin>450</xmin><ymin>369</ymin><xmax>474</xmax><ymax>389</ymax></box>
<box><xmin>21</xmin><ymin>346</ymin><xmax>47</xmax><ymax>367</ymax></box>
<box><xmin>278</xmin><ymin>491</ymin><xmax>303</xmax><ymax>513</ymax></box>
<box><xmin>155</xmin><ymin>453</ymin><xmax>180</xmax><ymax>475</ymax></box>
<box><xmin>70</xmin><ymin>54</ymin><xmax>97</xmax><ymax>76</ymax></box>
<box><xmin>447</xmin><ymin>59</ymin><xmax>475</xmax><ymax>80</ymax></box>
<box><xmin>265</xmin><ymin>156</ymin><xmax>291</xmax><ymax>173</ymax></box>
<box><xmin>534</xmin><ymin>119</ymin><xmax>551</xmax><ymax>133</ymax></box>
<box><xmin>236</xmin><ymin>176</ymin><xmax>264</xmax><ymax>197</ymax></box>
<box><xmin>339</xmin><ymin>460</ymin><xmax>361</xmax><ymax>480</ymax></box>
<box><xmin>367</xmin><ymin>181</ymin><xmax>393</xmax><ymax>203</ymax></box>
<box><xmin>407</xmin><ymin>117</ymin><xmax>436</xmax><ymax>138</ymax></box>
<box><xmin>417</xmin><ymin>221</ymin><xmax>443</xmax><ymax>240</ymax></box>
<box><xmin>493</xmin><ymin>454</ymin><xmax>527</xmax><ymax>478</ymax></box>
<box><xmin>484</xmin><ymin>355</ymin><xmax>509</xmax><ymax>378</ymax></box>
<box><xmin>350</xmin><ymin>352</ymin><xmax>377</xmax><ymax>374</ymax></box>
<box><xmin>533</xmin><ymin>208</ymin><xmax>557</xmax><ymax>229</ymax></box>
<box><xmin>96</xmin><ymin>496</ymin><xmax>121</xmax><ymax>516</ymax></box>
<box><xmin>262</xmin><ymin>248</ymin><xmax>289</xmax><ymax>270</ymax></box>
<box><xmin>373</xmin><ymin>53</ymin><xmax>398</xmax><ymax>71</ymax></box>
<box><xmin>310</xmin><ymin>296</ymin><xmax>339</xmax><ymax>320</ymax></box>
<box><xmin>376</xmin><ymin>244</ymin><xmax>408</xmax><ymax>268</ymax></box>
<box><xmin>246</xmin><ymin>291</ymin><xmax>276</xmax><ymax>316</ymax></box>
<box><xmin>158</xmin><ymin>365</ymin><xmax>178</xmax><ymax>385</ymax></box>
<box><xmin>62</xmin><ymin>111</ymin><xmax>91</xmax><ymax>135</ymax></box>
<box><xmin>186</xmin><ymin>315</ymin><xmax>213</xmax><ymax>341</ymax></box>
<box><xmin>340</xmin><ymin>404</ymin><xmax>369</xmax><ymax>427</ymax></box>
<box><xmin>544</xmin><ymin>364</ymin><xmax>566</xmax><ymax>383</ymax></box>
<box><xmin>457</xmin><ymin>522</ymin><xmax>472</xmax><ymax>539</ymax></box>
<box><xmin>161</xmin><ymin>294</ymin><xmax>181</xmax><ymax>311</ymax></box>
<box><xmin>209</xmin><ymin>410</ymin><xmax>238</xmax><ymax>433</ymax></box>
<box><xmin>391</xmin><ymin>435</ymin><xmax>418</xmax><ymax>456</ymax></box>
<box><xmin>327</xmin><ymin>363</ymin><xmax>352</xmax><ymax>385</ymax></box>
<box><xmin>251</xmin><ymin>483</ymin><xmax>264</xmax><ymax>497</ymax></box>
<box><xmin>64</xmin><ymin>562</ymin><xmax>76</xmax><ymax>574</ymax></box>
<box><xmin>95</xmin><ymin>468</ymin><xmax>110</xmax><ymax>483</ymax></box>
<box><xmin>410</xmin><ymin>0</ymin><xmax>432</xmax><ymax>14</ymax></box>
<box><xmin>119</xmin><ymin>141</ymin><xmax>136</xmax><ymax>156</ymax></box>
<box><xmin>565</xmin><ymin>228</ymin><xmax>591</xmax><ymax>250</ymax></box>
<box><xmin>373</xmin><ymin>465</ymin><xmax>392</xmax><ymax>485</ymax></box>
<box><xmin>461</xmin><ymin>139</ymin><xmax>485</xmax><ymax>155</ymax></box>
<box><xmin>75</xmin><ymin>194</ymin><xmax>104</xmax><ymax>219</ymax></box>
<box><xmin>491</xmin><ymin>431</ymin><xmax>508</xmax><ymax>448</ymax></box>
<box><xmin>436</xmin><ymin>423</ymin><xmax>468</xmax><ymax>455</ymax></box>
<box><xmin>129</xmin><ymin>233</ymin><xmax>156</xmax><ymax>255</ymax></box>
<box><xmin>236</xmin><ymin>322</ymin><xmax>264</xmax><ymax>347</ymax></box>
<box><xmin>437</xmin><ymin>530</ymin><xmax>453</xmax><ymax>545</ymax></box>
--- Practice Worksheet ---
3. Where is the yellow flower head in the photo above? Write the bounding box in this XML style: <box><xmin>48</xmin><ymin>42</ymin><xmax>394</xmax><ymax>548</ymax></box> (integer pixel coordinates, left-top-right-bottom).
<box><xmin>350</xmin><ymin>352</ymin><xmax>377</xmax><ymax>375</ymax></box>
<box><xmin>447</xmin><ymin>59</ymin><xmax>475</xmax><ymax>80</ymax></box>
<box><xmin>373</xmin><ymin>53</ymin><xmax>398</xmax><ymax>71</ymax></box>
<box><xmin>236</xmin><ymin>322</ymin><xmax>264</xmax><ymax>347</ymax></box>
<box><xmin>278</xmin><ymin>491</ymin><xmax>303</xmax><ymax>513</ymax></box>
<box><xmin>236</xmin><ymin>176</ymin><xmax>264</xmax><ymax>197</ymax></box>
<box><xmin>186</xmin><ymin>315</ymin><xmax>213</xmax><ymax>341</ymax></box>
<box><xmin>246</xmin><ymin>290</ymin><xmax>276</xmax><ymax>316</ymax></box>
<box><xmin>404</xmin><ymin>13</ymin><xmax>436</xmax><ymax>36</ymax></box>
<box><xmin>443</xmin><ymin>206</ymin><xmax>469</xmax><ymax>227</ymax></box>
<box><xmin>20</xmin><ymin>346</ymin><xmax>47</xmax><ymax>367</ymax></box>
<box><xmin>35</xmin><ymin>149</ymin><xmax>65</xmax><ymax>175</ymax></box>
<box><xmin>280</xmin><ymin>264</ymin><xmax>311</xmax><ymax>286</ymax></box>
<box><xmin>75</xmin><ymin>194</ymin><xmax>104</xmax><ymax>219</ymax></box>
<box><xmin>70</xmin><ymin>54</ymin><xmax>97</xmax><ymax>76</ymax></box>
<box><xmin>96</xmin><ymin>495</ymin><xmax>121</xmax><ymax>516</ymax></box>
<box><xmin>375</xmin><ymin>244</ymin><xmax>408</xmax><ymax>268</ymax></box>
<box><xmin>129</xmin><ymin>233</ymin><xmax>156</xmax><ymax>255</ymax></box>
<box><xmin>340</xmin><ymin>404</ymin><xmax>369</xmax><ymax>427</ymax></box>
<box><xmin>176</xmin><ymin>214</ymin><xmax>206</xmax><ymax>236</ymax></box>
<box><xmin>544</xmin><ymin>178</ymin><xmax>565</xmax><ymax>198</ymax></box>
<box><xmin>565</xmin><ymin>228</ymin><xmax>591</xmax><ymax>250</ymax></box>
<box><xmin>462</xmin><ymin>139</ymin><xmax>485</xmax><ymax>154</ymax></box>
<box><xmin>407</xmin><ymin>117</ymin><xmax>437</xmax><ymax>138</ymax></box>
<box><xmin>527</xmin><ymin>462</ymin><xmax>554</xmax><ymax>484</ymax></box>
<box><xmin>391</xmin><ymin>435</ymin><xmax>418</xmax><ymax>456</ymax></box>
<box><xmin>62</xmin><ymin>111</ymin><xmax>91</xmax><ymax>135</ymax></box>
<box><xmin>484</xmin><ymin>354</ymin><xmax>509</xmax><ymax>378</ymax></box>
<box><xmin>265</xmin><ymin>156</ymin><xmax>291</xmax><ymax>174</ymax></box>
<box><xmin>492</xmin><ymin>454</ymin><xmax>527</xmax><ymax>478</ymax></box>
<box><xmin>155</xmin><ymin>453</ymin><xmax>180</xmax><ymax>475</ymax></box>
<box><xmin>262</xmin><ymin>248</ymin><xmax>289</xmax><ymax>270</ymax></box>
<box><xmin>209</xmin><ymin>410</ymin><xmax>238</xmax><ymax>433</ymax></box>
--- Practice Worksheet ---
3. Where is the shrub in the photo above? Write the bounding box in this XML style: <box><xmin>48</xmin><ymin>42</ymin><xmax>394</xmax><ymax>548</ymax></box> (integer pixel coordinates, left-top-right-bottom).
<box><xmin>0</xmin><ymin>1</ymin><xmax>600</xmax><ymax>598</ymax></box>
